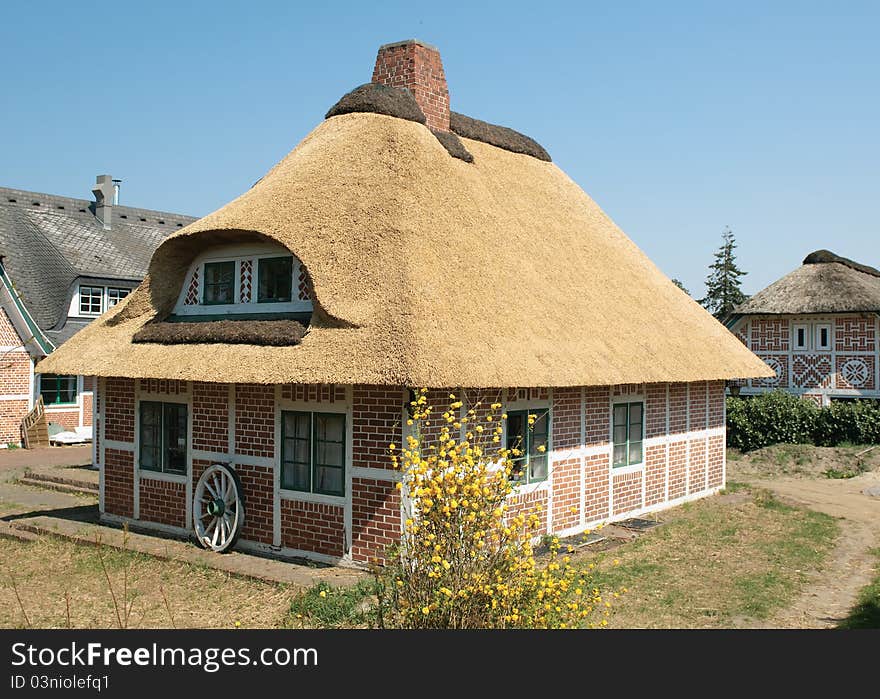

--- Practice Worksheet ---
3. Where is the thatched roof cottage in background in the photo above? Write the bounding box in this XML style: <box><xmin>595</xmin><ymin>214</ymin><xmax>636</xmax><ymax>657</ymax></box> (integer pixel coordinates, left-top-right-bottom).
<box><xmin>728</xmin><ymin>250</ymin><xmax>880</xmax><ymax>406</ymax></box>
<box><xmin>39</xmin><ymin>40</ymin><xmax>771</xmax><ymax>565</ymax></box>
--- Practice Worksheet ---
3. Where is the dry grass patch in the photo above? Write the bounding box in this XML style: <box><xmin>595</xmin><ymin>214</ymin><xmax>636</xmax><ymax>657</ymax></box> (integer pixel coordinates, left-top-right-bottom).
<box><xmin>727</xmin><ymin>444</ymin><xmax>880</xmax><ymax>480</ymax></box>
<box><xmin>0</xmin><ymin>536</ymin><xmax>295</xmax><ymax>629</ymax></box>
<box><xmin>572</xmin><ymin>486</ymin><xmax>838</xmax><ymax>628</ymax></box>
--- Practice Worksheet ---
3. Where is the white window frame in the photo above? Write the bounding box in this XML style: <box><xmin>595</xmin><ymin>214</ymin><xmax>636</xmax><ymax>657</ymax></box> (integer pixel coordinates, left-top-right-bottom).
<box><xmin>78</xmin><ymin>285</ymin><xmax>104</xmax><ymax>316</ymax></box>
<box><xmin>610</xmin><ymin>393</ymin><xmax>646</xmax><ymax>473</ymax></box>
<box><xmin>792</xmin><ymin>323</ymin><xmax>810</xmax><ymax>352</ymax></box>
<box><xmin>106</xmin><ymin>287</ymin><xmax>131</xmax><ymax>308</ymax></box>
<box><xmin>815</xmin><ymin>323</ymin><xmax>832</xmax><ymax>351</ymax></box>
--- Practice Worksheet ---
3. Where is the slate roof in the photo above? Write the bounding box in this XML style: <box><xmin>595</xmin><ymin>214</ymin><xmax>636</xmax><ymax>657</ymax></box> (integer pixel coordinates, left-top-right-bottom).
<box><xmin>0</xmin><ymin>186</ymin><xmax>196</xmax><ymax>344</ymax></box>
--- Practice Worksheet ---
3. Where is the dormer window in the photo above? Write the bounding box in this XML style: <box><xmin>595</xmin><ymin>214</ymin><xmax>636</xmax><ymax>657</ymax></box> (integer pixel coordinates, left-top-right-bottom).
<box><xmin>258</xmin><ymin>257</ymin><xmax>293</xmax><ymax>303</ymax></box>
<box><xmin>172</xmin><ymin>243</ymin><xmax>312</xmax><ymax>321</ymax></box>
<box><xmin>204</xmin><ymin>261</ymin><xmax>236</xmax><ymax>305</ymax></box>
<box><xmin>79</xmin><ymin>286</ymin><xmax>103</xmax><ymax>315</ymax></box>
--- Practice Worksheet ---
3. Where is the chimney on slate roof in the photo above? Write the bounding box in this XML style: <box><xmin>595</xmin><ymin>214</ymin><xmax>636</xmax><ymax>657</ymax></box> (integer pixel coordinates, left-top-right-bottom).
<box><xmin>92</xmin><ymin>174</ymin><xmax>114</xmax><ymax>230</ymax></box>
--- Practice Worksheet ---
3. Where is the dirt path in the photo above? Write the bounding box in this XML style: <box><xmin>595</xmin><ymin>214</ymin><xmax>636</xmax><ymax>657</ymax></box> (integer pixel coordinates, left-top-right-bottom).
<box><xmin>745</xmin><ymin>470</ymin><xmax>880</xmax><ymax>628</ymax></box>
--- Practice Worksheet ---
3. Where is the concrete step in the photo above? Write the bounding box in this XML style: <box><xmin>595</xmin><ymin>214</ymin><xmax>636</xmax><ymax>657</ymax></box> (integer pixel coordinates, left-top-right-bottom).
<box><xmin>17</xmin><ymin>475</ymin><xmax>98</xmax><ymax>497</ymax></box>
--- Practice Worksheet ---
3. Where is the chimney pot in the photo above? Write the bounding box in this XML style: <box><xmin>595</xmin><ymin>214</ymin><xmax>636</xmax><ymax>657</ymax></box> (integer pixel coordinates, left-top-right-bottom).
<box><xmin>372</xmin><ymin>39</ymin><xmax>450</xmax><ymax>132</ymax></box>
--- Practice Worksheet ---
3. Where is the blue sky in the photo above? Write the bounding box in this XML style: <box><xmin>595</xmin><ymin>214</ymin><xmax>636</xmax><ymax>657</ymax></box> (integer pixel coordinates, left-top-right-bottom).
<box><xmin>1</xmin><ymin>1</ymin><xmax>877</xmax><ymax>297</ymax></box>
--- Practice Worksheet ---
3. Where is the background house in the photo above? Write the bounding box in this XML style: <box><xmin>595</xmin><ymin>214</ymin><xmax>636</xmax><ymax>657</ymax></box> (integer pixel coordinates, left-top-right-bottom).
<box><xmin>0</xmin><ymin>176</ymin><xmax>195</xmax><ymax>445</ymax></box>
<box><xmin>727</xmin><ymin>250</ymin><xmax>880</xmax><ymax>405</ymax></box>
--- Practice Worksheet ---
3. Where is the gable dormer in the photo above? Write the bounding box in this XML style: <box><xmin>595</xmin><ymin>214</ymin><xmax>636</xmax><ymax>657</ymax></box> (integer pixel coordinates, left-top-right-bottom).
<box><xmin>170</xmin><ymin>242</ymin><xmax>313</xmax><ymax>322</ymax></box>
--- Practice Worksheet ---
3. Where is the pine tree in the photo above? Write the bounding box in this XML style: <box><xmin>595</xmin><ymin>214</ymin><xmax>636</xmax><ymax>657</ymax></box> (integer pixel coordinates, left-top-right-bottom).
<box><xmin>671</xmin><ymin>278</ymin><xmax>690</xmax><ymax>296</ymax></box>
<box><xmin>699</xmin><ymin>227</ymin><xmax>748</xmax><ymax>319</ymax></box>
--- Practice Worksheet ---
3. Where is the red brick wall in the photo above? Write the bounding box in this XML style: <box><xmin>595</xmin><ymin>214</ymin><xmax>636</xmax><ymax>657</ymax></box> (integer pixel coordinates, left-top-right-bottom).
<box><xmin>708</xmin><ymin>434</ymin><xmax>725</xmax><ymax>488</ymax></box>
<box><xmin>235</xmin><ymin>462</ymin><xmax>274</xmax><ymax>545</ymax></box>
<box><xmin>584</xmin><ymin>386</ymin><xmax>610</xmax><ymax>446</ymax></box>
<box><xmin>644</xmin><ymin>443</ymin><xmax>666</xmax><ymax>507</ymax></box>
<box><xmin>281</xmin><ymin>499</ymin><xmax>345</xmax><ymax>558</ymax></box>
<box><xmin>46</xmin><ymin>409</ymin><xmax>79</xmax><ymax>431</ymax></box>
<box><xmin>551</xmin><ymin>456</ymin><xmax>580</xmax><ymax>531</ymax></box>
<box><xmin>139</xmin><ymin>476</ymin><xmax>186</xmax><ymax>528</ymax></box>
<box><xmin>0</xmin><ymin>399</ymin><xmax>27</xmax><ymax>444</ymax></box>
<box><xmin>372</xmin><ymin>40</ymin><xmax>450</xmax><ymax>132</ymax></box>
<box><xmin>104</xmin><ymin>378</ymin><xmax>135</xmax><ymax>442</ymax></box>
<box><xmin>352</xmin><ymin>385</ymin><xmax>403</xmax><ymax>473</ymax></box>
<box><xmin>551</xmin><ymin>387</ymin><xmax>580</xmax><ymax>451</ymax></box>
<box><xmin>1</xmin><ymin>351</ymin><xmax>29</xmax><ymax>394</ymax></box>
<box><xmin>0</xmin><ymin>309</ymin><xmax>29</xmax><ymax>443</ymax></box>
<box><xmin>668</xmin><ymin>383</ymin><xmax>688</xmax><ymax>436</ymax></box>
<box><xmin>688</xmin><ymin>439</ymin><xmax>708</xmax><ymax>494</ymax></box>
<box><xmin>281</xmin><ymin>384</ymin><xmax>346</xmax><ymax>403</ymax></box>
<box><xmin>667</xmin><ymin>441</ymin><xmax>688</xmax><ymax>500</ymax></box>
<box><xmin>104</xmin><ymin>447</ymin><xmax>134</xmax><ymax>518</ymax></box>
<box><xmin>583</xmin><ymin>452</ymin><xmax>610</xmax><ymax>522</ymax></box>
<box><xmin>612</xmin><ymin>470</ymin><xmax>642</xmax><ymax>515</ymax></box>
<box><xmin>82</xmin><ymin>392</ymin><xmax>93</xmax><ymax>427</ymax></box>
<box><xmin>235</xmin><ymin>384</ymin><xmax>274</xmax><ymax>458</ymax></box>
<box><xmin>351</xmin><ymin>477</ymin><xmax>400</xmax><ymax>563</ymax></box>
<box><xmin>193</xmin><ymin>382</ymin><xmax>229</xmax><ymax>452</ymax></box>
<box><xmin>506</xmin><ymin>488</ymin><xmax>548</xmax><ymax>534</ymax></box>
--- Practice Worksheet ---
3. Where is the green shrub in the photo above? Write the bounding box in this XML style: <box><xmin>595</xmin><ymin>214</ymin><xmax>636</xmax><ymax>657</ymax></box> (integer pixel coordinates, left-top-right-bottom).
<box><xmin>727</xmin><ymin>392</ymin><xmax>880</xmax><ymax>451</ymax></box>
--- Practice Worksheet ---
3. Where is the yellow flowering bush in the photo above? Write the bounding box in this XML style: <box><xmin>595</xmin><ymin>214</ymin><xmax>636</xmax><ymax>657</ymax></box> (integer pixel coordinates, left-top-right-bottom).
<box><xmin>376</xmin><ymin>389</ymin><xmax>610</xmax><ymax>629</ymax></box>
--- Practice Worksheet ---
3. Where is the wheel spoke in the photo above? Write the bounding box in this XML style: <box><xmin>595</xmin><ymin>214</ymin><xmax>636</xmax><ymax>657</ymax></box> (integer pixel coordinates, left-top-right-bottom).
<box><xmin>199</xmin><ymin>511</ymin><xmax>213</xmax><ymax>520</ymax></box>
<box><xmin>211</xmin><ymin>519</ymin><xmax>220</xmax><ymax>547</ymax></box>
<box><xmin>204</xmin><ymin>481</ymin><xmax>218</xmax><ymax>498</ymax></box>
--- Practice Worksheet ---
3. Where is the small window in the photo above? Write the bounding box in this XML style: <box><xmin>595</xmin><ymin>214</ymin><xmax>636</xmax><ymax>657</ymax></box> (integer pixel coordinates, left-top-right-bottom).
<box><xmin>281</xmin><ymin>411</ymin><xmax>345</xmax><ymax>496</ymax></box>
<box><xmin>506</xmin><ymin>409</ymin><xmax>549</xmax><ymax>484</ymax></box>
<box><xmin>79</xmin><ymin>286</ymin><xmax>103</xmax><ymax>315</ymax></box>
<box><xmin>203</xmin><ymin>261</ymin><xmax>236</xmax><ymax>305</ymax></box>
<box><xmin>139</xmin><ymin>401</ymin><xmax>188</xmax><ymax>476</ymax></box>
<box><xmin>815</xmin><ymin>324</ymin><xmax>831</xmax><ymax>351</ymax></box>
<box><xmin>106</xmin><ymin>288</ymin><xmax>131</xmax><ymax>307</ymax></box>
<box><xmin>39</xmin><ymin>375</ymin><xmax>78</xmax><ymax>405</ymax></box>
<box><xmin>613</xmin><ymin>401</ymin><xmax>644</xmax><ymax>468</ymax></box>
<box><xmin>793</xmin><ymin>324</ymin><xmax>810</xmax><ymax>351</ymax></box>
<box><xmin>258</xmin><ymin>256</ymin><xmax>293</xmax><ymax>303</ymax></box>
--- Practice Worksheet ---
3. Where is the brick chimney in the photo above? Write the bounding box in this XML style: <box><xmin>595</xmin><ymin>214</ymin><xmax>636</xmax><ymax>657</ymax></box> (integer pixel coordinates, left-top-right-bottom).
<box><xmin>372</xmin><ymin>39</ymin><xmax>450</xmax><ymax>132</ymax></box>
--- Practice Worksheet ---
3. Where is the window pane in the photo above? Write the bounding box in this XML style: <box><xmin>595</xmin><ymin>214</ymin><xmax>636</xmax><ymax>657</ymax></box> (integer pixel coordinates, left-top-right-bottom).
<box><xmin>163</xmin><ymin>403</ymin><xmax>188</xmax><ymax>475</ymax></box>
<box><xmin>59</xmin><ymin>376</ymin><xmax>77</xmax><ymax>404</ymax></box>
<box><xmin>107</xmin><ymin>288</ymin><xmax>130</xmax><ymax>307</ymax></box>
<box><xmin>315</xmin><ymin>413</ymin><xmax>344</xmax><ymax>445</ymax></box>
<box><xmin>613</xmin><ymin>443</ymin><xmax>627</xmax><ymax>467</ymax></box>
<box><xmin>139</xmin><ymin>402</ymin><xmax>162</xmax><ymax>472</ymax></box>
<box><xmin>79</xmin><ymin>286</ymin><xmax>102</xmax><ymax>314</ymax></box>
<box><xmin>613</xmin><ymin>424</ymin><xmax>628</xmax><ymax>446</ymax></box>
<box><xmin>258</xmin><ymin>257</ymin><xmax>293</xmax><ymax>303</ymax></box>
<box><xmin>203</xmin><ymin>261</ymin><xmax>235</xmax><ymax>304</ymax></box>
<box><xmin>531</xmin><ymin>411</ymin><xmax>549</xmax><ymax>442</ymax></box>
<box><xmin>509</xmin><ymin>457</ymin><xmax>526</xmax><ymax>482</ymax></box>
<box><xmin>282</xmin><ymin>460</ymin><xmax>310</xmax><ymax>491</ymax></box>
<box><xmin>613</xmin><ymin>404</ymin><xmax>628</xmax><ymax>429</ymax></box>
<box><xmin>506</xmin><ymin>412</ymin><xmax>525</xmax><ymax>456</ymax></box>
<box><xmin>629</xmin><ymin>403</ymin><xmax>642</xmax><ymax>426</ymax></box>
<box><xmin>629</xmin><ymin>440</ymin><xmax>643</xmax><ymax>466</ymax></box>
<box><xmin>282</xmin><ymin>412</ymin><xmax>311</xmax><ymax>492</ymax></box>
<box><xmin>315</xmin><ymin>466</ymin><xmax>343</xmax><ymax>496</ymax></box>
<box><xmin>529</xmin><ymin>454</ymin><xmax>548</xmax><ymax>482</ymax></box>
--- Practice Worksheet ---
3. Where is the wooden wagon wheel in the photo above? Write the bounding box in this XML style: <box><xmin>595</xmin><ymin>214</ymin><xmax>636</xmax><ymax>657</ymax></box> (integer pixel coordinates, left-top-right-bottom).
<box><xmin>193</xmin><ymin>464</ymin><xmax>245</xmax><ymax>553</ymax></box>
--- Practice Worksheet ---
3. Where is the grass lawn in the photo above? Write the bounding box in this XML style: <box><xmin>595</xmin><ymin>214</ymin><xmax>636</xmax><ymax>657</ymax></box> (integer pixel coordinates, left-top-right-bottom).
<box><xmin>837</xmin><ymin>548</ymin><xmax>880</xmax><ymax>629</ymax></box>
<box><xmin>570</xmin><ymin>485</ymin><xmax>839</xmax><ymax>628</ymax></box>
<box><xmin>0</xmin><ymin>536</ymin><xmax>294</xmax><ymax>629</ymax></box>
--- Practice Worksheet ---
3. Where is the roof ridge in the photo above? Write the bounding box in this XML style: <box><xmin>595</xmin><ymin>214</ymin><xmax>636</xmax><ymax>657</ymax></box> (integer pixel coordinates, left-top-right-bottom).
<box><xmin>0</xmin><ymin>186</ymin><xmax>197</xmax><ymax>222</ymax></box>
<box><xmin>803</xmin><ymin>249</ymin><xmax>880</xmax><ymax>279</ymax></box>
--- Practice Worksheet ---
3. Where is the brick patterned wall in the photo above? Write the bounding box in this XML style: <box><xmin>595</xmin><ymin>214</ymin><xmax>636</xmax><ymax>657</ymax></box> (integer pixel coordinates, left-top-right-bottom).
<box><xmin>280</xmin><ymin>499</ymin><xmax>345</xmax><ymax>558</ymax></box>
<box><xmin>0</xmin><ymin>308</ymin><xmax>21</xmax><ymax>345</ymax></box>
<box><xmin>234</xmin><ymin>384</ymin><xmax>274</xmax><ymax>458</ymax></box>
<box><xmin>751</xmin><ymin>317</ymin><xmax>790</xmax><ymax>352</ymax></box>
<box><xmin>708</xmin><ymin>435</ymin><xmax>725</xmax><ymax>488</ymax></box>
<box><xmin>551</xmin><ymin>457</ymin><xmax>580</xmax><ymax>531</ymax></box>
<box><xmin>644</xmin><ymin>444</ymin><xmax>666</xmax><ymax>507</ymax></box>
<box><xmin>668</xmin><ymin>441</ymin><xmax>688</xmax><ymax>500</ymax></box>
<box><xmin>82</xmin><ymin>392</ymin><xmax>93</xmax><ymax>427</ymax></box>
<box><xmin>351</xmin><ymin>477</ymin><xmax>400</xmax><ymax>563</ymax></box>
<box><xmin>506</xmin><ymin>488</ymin><xmax>548</xmax><ymax>534</ymax></box>
<box><xmin>140</xmin><ymin>379</ymin><xmax>186</xmax><ymax>395</ymax></box>
<box><xmin>645</xmin><ymin>383</ymin><xmax>666</xmax><ymax>438</ymax></box>
<box><xmin>708</xmin><ymin>381</ymin><xmax>725</xmax><ymax>428</ymax></box>
<box><xmin>1</xmin><ymin>351</ymin><xmax>29</xmax><ymax>394</ymax></box>
<box><xmin>668</xmin><ymin>383</ymin><xmax>688</xmax><ymax>435</ymax></box>
<box><xmin>139</xmin><ymin>477</ymin><xmax>186</xmax><ymax>528</ymax></box>
<box><xmin>104</xmin><ymin>378</ymin><xmax>135</xmax><ymax>442</ymax></box>
<box><xmin>372</xmin><ymin>40</ymin><xmax>450</xmax><ymax>132</ymax></box>
<box><xmin>688</xmin><ymin>439</ymin><xmax>708</xmax><ymax>494</ymax></box>
<box><xmin>835</xmin><ymin>316</ymin><xmax>876</xmax><ymax>352</ymax></box>
<box><xmin>688</xmin><ymin>382</ymin><xmax>707</xmax><ymax>430</ymax></box>
<box><xmin>235</xmin><ymin>462</ymin><xmax>274</xmax><ymax>545</ymax></box>
<box><xmin>352</xmin><ymin>386</ymin><xmax>404</xmax><ymax>472</ymax></box>
<box><xmin>792</xmin><ymin>355</ymin><xmax>833</xmax><ymax>388</ymax></box>
<box><xmin>612</xmin><ymin>470</ymin><xmax>642</xmax><ymax>515</ymax></box>
<box><xmin>836</xmin><ymin>355</ymin><xmax>876</xmax><ymax>390</ymax></box>
<box><xmin>104</xmin><ymin>448</ymin><xmax>134</xmax><ymax>518</ymax></box>
<box><xmin>583</xmin><ymin>453</ymin><xmax>610</xmax><ymax>522</ymax></box>
<box><xmin>193</xmin><ymin>382</ymin><xmax>229</xmax><ymax>452</ymax></box>
<box><xmin>281</xmin><ymin>384</ymin><xmax>346</xmax><ymax>403</ymax></box>
<box><xmin>46</xmin><ymin>409</ymin><xmax>79</xmax><ymax>431</ymax></box>
<box><xmin>584</xmin><ymin>386</ymin><xmax>610</xmax><ymax>446</ymax></box>
<box><xmin>552</xmin><ymin>387</ymin><xmax>580</xmax><ymax>451</ymax></box>
<box><xmin>0</xmin><ymin>398</ymin><xmax>27</xmax><ymax>444</ymax></box>
<box><xmin>82</xmin><ymin>376</ymin><xmax>95</xmax><ymax>392</ymax></box>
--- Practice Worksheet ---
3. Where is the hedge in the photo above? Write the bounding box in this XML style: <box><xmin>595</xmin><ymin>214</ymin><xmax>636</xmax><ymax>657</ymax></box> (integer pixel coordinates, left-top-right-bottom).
<box><xmin>727</xmin><ymin>391</ymin><xmax>880</xmax><ymax>451</ymax></box>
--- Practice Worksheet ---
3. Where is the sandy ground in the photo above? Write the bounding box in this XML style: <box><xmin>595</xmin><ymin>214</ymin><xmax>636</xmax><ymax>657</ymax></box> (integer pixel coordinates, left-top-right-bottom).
<box><xmin>744</xmin><ymin>469</ymin><xmax>880</xmax><ymax>628</ymax></box>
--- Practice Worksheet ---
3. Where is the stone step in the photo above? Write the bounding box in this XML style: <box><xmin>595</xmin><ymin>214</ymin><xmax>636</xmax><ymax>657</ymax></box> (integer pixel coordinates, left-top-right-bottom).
<box><xmin>17</xmin><ymin>475</ymin><xmax>98</xmax><ymax>497</ymax></box>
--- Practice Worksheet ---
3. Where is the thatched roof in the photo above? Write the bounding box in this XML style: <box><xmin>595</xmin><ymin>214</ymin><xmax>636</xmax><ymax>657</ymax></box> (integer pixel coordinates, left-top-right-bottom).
<box><xmin>38</xmin><ymin>111</ymin><xmax>771</xmax><ymax>386</ymax></box>
<box><xmin>735</xmin><ymin>250</ymin><xmax>880</xmax><ymax>316</ymax></box>
<box><xmin>132</xmin><ymin>319</ymin><xmax>306</xmax><ymax>346</ymax></box>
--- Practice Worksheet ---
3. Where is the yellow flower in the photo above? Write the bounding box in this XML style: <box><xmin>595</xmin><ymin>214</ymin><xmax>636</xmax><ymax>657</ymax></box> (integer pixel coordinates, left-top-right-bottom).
<box><xmin>319</xmin><ymin>590</ymin><xmax>327</xmax><ymax>598</ymax></box>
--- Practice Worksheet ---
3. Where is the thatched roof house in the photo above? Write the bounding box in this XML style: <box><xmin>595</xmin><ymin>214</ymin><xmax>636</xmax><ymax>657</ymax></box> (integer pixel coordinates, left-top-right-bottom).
<box><xmin>37</xmin><ymin>40</ymin><xmax>771</xmax><ymax>565</ymax></box>
<box><xmin>735</xmin><ymin>250</ymin><xmax>880</xmax><ymax>316</ymax></box>
<box><xmin>38</xmin><ymin>46</ymin><xmax>768</xmax><ymax>388</ymax></box>
<box><xmin>728</xmin><ymin>250</ymin><xmax>880</xmax><ymax>407</ymax></box>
